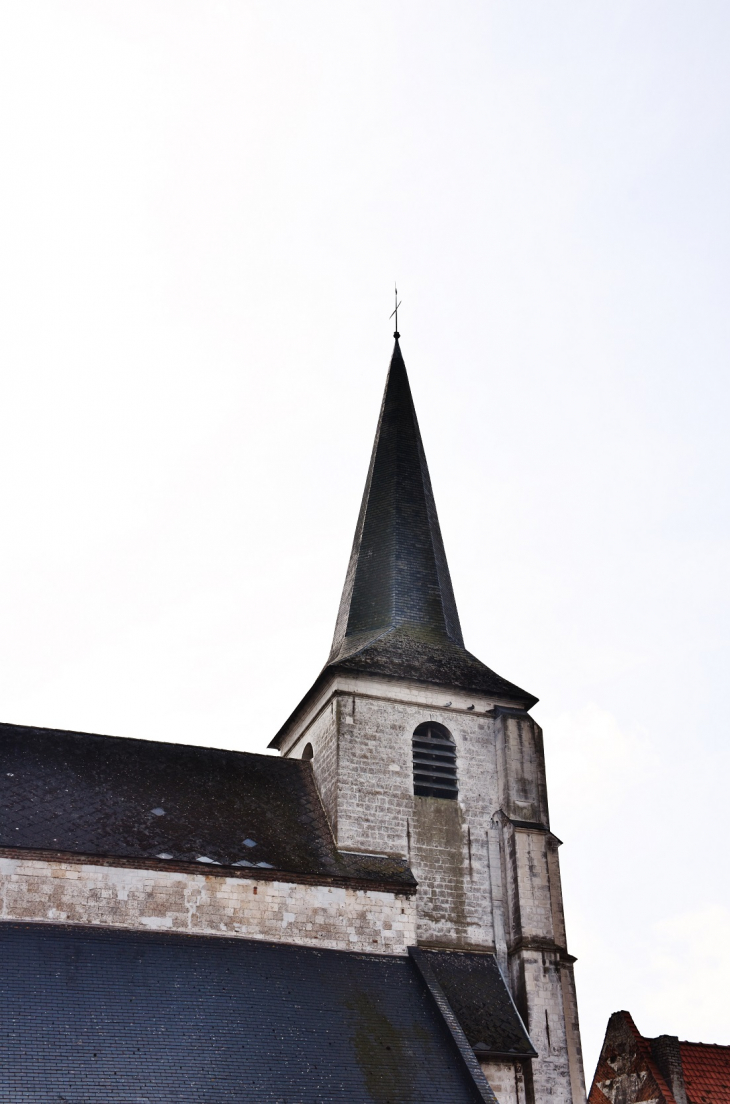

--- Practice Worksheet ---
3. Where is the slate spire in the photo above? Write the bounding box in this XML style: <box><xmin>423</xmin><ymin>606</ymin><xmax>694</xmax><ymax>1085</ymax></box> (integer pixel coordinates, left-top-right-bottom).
<box><xmin>271</xmin><ymin>337</ymin><xmax>536</xmax><ymax>751</ymax></box>
<box><xmin>330</xmin><ymin>339</ymin><xmax>463</xmax><ymax>662</ymax></box>
<box><xmin>320</xmin><ymin>338</ymin><xmax>536</xmax><ymax>708</ymax></box>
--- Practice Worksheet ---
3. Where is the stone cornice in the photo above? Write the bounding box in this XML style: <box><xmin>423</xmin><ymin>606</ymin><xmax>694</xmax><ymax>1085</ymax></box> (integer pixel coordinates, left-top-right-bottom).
<box><xmin>0</xmin><ymin>846</ymin><xmax>417</xmax><ymax>896</ymax></box>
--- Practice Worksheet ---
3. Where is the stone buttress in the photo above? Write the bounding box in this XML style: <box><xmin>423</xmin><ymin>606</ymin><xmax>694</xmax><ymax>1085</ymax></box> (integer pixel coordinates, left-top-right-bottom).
<box><xmin>271</xmin><ymin>338</ymin><xmax>586</xmax><ymax>1104</ymax></box>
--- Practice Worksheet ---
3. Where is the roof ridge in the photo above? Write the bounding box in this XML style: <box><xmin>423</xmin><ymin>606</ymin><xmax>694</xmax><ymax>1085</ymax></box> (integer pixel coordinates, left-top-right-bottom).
<box><xmin>0</xmin><ymin>719</ymin><xmax>278</xmax><ymax>761</ymax></box>
<box><xmin>679</xmin><ymin>1040</ymin><xmax>730</xmax><ymax>1050</ymax></box>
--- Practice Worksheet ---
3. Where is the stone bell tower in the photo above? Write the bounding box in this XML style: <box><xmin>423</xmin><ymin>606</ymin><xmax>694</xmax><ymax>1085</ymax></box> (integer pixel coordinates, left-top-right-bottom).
<box><xmin>270</xmin><ymin>336</ymin><xmax>586</xmax><ymax>1104</ymax></box>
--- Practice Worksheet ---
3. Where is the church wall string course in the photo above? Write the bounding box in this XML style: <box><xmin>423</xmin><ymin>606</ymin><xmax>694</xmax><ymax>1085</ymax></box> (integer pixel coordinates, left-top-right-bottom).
<box><xmin>0</xmin><ymin>335</ymin><xmax>587</xmax><ymax>1104</ymax></box>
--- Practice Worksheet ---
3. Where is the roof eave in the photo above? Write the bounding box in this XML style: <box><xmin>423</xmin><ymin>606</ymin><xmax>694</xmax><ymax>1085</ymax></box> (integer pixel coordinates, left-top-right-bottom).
<box><xmin>268</xmin><ymin>661</ymin><xmax>535</xmax><ymax>752</ymax></box>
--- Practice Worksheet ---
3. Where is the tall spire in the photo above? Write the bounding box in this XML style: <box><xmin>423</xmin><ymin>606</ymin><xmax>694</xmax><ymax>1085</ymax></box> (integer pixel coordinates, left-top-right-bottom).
<box><xmin>326</xmin><ymin>338</ymin><xmax>536</xmax><ymax>708</ymax></box>
<box><xmin>270</xmin><ymin>338</ymin><xmax>536</xmax><ymax>751</ymax></box>
<box><xmin>330</xmin><ymin>339</ymin><xmax>463</xmax><ymax>661</ymax></box>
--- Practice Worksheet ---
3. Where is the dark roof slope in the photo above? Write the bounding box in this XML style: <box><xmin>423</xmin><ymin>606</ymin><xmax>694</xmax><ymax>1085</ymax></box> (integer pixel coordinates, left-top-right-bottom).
<box><xmin>335</xmin><ymin>629</ymin><xmax>536</xmax><ymax>703</ymax></box>
<box><xmin>415</xmin><ymin>949</ymin><xmax>536</xmax><ymax>1058</ymax></box>
<box><xmin>330</xmin><ymin>337</ymin><xmax>464</xmax><ymax>658</ymax></box>
<box><xmin>0</xmin><ymin>921</ymin><xmax>489</xmax><ymax>1104</ymax></box>
<box><xmin>0</xmin><ymin>722</ymin><xmax>414</xmax><ymax>887</ymax></box>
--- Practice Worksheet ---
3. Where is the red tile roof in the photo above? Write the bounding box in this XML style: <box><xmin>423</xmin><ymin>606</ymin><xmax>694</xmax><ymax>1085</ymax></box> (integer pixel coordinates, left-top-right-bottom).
<box><xmin>680</xmin><ymin>1042</ymin><xmax>730</xmax><ymax>1104</ymax></box>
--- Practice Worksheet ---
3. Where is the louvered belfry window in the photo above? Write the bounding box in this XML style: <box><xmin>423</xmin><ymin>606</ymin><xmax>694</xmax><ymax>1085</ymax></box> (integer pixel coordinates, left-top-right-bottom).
<box><xmin>412</xmin><ymin>722</ymin><xmax>458</xmax><ymax>799</ymax></box>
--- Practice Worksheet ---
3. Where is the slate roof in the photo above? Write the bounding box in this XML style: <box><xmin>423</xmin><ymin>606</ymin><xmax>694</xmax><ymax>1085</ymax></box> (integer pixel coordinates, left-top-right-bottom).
<box><xmin>271</xmin><ymin>340</ymin><xmax>535</xmax><ymax>749</ymax></box>
<box><xmin>414</xmin><ymin>949</ymin><xmax>536</xmax><ymax>1059</ymax></box>
<box><xmin>335</xmin><ymin>629</ymin><xmax>536</xmax><ymax>703</ymax></box>
<box><xmin>0</xmin><ymin>920</ymin><xmax>492</xmax><ymax>1104</ymax></box>
<box><xmin>679</xmin><ymin>1043</ymin><xmax>730</xmax><ymax>1104</ymax></box>
<box><xmin>330</xmin><ymin>338</ymin><xmax>465</xmax><ymax>659</ymax></box>
<box><xmin>0</xmin><ymin>721</ymin><xmax>414</xmax><ymax>889</ymax></box>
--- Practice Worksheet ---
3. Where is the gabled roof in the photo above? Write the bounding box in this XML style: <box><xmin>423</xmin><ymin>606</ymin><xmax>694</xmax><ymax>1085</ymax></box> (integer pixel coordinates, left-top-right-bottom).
<box><xmin>0</xmin><ymin>721</ymin><xmax>414</xmax><ymax>889</ymax></box>
<box><xmin>0</xmin><ymin>921</ymin><xmax>492</xmax><ymax>1104</ymax></box>
<box><xmin>589</xmin><ymin>1010</ymin><xmax>730</xmax><ymax>1104</ymax></box>
<box><xmin>589</xmin><ymin>1011</ymin><xmax>678</xmax><ymax>1104</ymax></box>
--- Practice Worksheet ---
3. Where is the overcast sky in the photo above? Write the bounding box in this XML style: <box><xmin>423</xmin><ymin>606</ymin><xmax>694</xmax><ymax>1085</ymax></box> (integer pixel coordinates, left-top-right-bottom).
<box><xmin>2</xmin><ymin>0</ymin><xmax>729</xmax><ymax>1078</ymax></box>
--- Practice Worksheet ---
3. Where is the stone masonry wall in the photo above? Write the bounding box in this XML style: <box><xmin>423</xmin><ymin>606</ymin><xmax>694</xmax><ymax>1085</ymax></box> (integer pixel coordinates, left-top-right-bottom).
<box><xmin>498</xmin><ymin>819</ymin><xmax>585</xmax><ymax>1103</ymax></box>
<box><xmin>330</xmin><ymin>689</ymin><xmax>502</xmax><ymax>949</ymax></box>
<box><xmin>287</xmin><ymin>687</ymin><xmax>500</xmax><ymax>948</ymax></box>
<box><xmin>561</xmin><ymin>958</ymin><xmax>587</xmax><ymax>1104</ymax></box>
<box><xmin>505</xmin><ymin>827</ymin><xmax>557</xmax><ymax>944</ymax></box>
<box><xmin>481</xmin><ymin>1060</ymin><xmax>530</xmax><ymax>1104</ymax></box>
<box><xmin>301</xmin><ymin>700</ymin><xmax>340</xmax><ymax>838</ymax></box>
<box><xmin>511</xmin><ymin>948</ymin><xmax>575</xmax><ymax>1104</ymax></box>
<box><xmin>0</xmin><ymin>856</ymin><xmax>416</xmax><ymax>954</ymax></box>
<box><xmin>496</xmin><ymin>712</ymin><xmax>549</xmax><ymax>828</ymax></box>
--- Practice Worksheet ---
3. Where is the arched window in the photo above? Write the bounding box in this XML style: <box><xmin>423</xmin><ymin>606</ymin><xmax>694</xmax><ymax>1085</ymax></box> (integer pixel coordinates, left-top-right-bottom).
<box><xmin>302</xmin><ymin>743</ymin><xmax>314</xmax><ymax>761</ymax></box>
<box><xmin>412</xmin><ymin>722</ymin><xmax>457</xmax><ymax>799</ymax></box>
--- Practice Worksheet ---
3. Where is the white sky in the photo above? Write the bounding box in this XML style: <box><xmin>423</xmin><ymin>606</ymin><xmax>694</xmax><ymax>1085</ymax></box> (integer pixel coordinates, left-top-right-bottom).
<box><xmin>1</xmin><ymin>0</ymin><xmax>729</xmax><ymax>1079</ymax></box>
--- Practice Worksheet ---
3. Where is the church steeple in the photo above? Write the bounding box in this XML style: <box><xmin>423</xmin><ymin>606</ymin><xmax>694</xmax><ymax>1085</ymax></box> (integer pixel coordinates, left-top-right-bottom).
<box><xmin>330</xmin><ymin>338</ymin><xmax>464</xmax><ymax>662</ymax></box>
<box><xmin>271</xmin><ymin>334</ymin><xmax>537</xmax><ymax>756</ymax></box>
<box><xmin>324</xmin><ymin>338</ymin><xmax>536</xmax><ymax>708</ymax></box>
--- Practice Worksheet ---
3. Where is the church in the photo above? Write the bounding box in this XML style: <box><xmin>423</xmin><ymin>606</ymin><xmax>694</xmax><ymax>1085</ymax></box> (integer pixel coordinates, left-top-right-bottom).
<box><xmin>0</xmin><ymin>335</ymin><xmax>586</xmax><ymax>1104</ymax></box>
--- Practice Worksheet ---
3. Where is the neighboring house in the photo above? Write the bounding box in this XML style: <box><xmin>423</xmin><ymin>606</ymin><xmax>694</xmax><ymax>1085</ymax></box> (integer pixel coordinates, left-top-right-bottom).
<box><xmin>589</xmin><ymin>1011</ymin><xmax>730</xmax><ymax>1104</ymax></box>
<box><xmin>0</xmin><ymin>335</ymin><xmax>586</xmax><ymax>1103</ymax></box>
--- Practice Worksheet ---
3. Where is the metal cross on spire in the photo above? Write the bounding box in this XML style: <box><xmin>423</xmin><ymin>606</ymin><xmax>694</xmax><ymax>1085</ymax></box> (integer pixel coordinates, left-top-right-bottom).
<box><xmin>390</xmin><ymin>284</ymin><xmax>401</xmax><ymax>338</ymax></box>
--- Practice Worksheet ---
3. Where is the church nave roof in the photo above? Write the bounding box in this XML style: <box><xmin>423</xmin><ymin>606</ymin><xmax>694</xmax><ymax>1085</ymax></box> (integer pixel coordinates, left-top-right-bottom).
<box><xmin>0</xmin><ymin>720</ymin><xmax>414</xmax><ymax>889</ymax></box>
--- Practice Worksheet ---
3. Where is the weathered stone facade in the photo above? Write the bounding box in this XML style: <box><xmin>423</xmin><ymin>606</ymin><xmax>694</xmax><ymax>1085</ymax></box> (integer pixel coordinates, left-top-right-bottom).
<box><xmin>277</xmin><ymin>672</ymin><xmax>586</xmax><ymax>1104</ymax></box>
<box><xmin>0</xmin><ymin>854</ymin><xmax>416</xmax><ymax>953</ymax></box>
<box><xmin>481</xmin><ymin>1060</ymin><xmax>530</xmax><ymax>1104</ymax></box>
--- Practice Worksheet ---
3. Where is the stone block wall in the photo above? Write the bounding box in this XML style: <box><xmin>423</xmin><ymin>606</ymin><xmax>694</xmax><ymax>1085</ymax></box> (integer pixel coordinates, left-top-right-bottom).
<box><xmin>289</xmin><ymin>681</ymin><xmax>508</xmax><ymax>949</ymax></box>
<box><xmin>560</xmin><ymin>957</ymin><xmax>587</xmax><ymax>1104</ymax></box>
<box><xmin>0</xmin><ymin>855</ymin><xmax>416</xmax><ymax>954</ymax></box>
<box><xmin>496</xmin><ymin>819</ymin><xmax>585</xmax><ymax>1103</ymax></box>
<box><xmin>284</xmin><ymin>676</ymin><xmax>561</xmax><ymax>957</ymax></box>
<box><xmin>481</xmin><ymin>1061</ymin><xmax>530</xmax><ymax>1104</ymax></box>
<box><xmin>496</xmin><ymin>712</ymin><xmax>549</xmax><ymax>827</ymax></box>
<box><xmin>511</xmin><ymin>948</ymin><xmax>576</xmax><ymax>1104</ymax></box>
<box><xmin>503</xmin><ymin>826</ymin><xmax>558</xmax><ymax>945</ymax></box>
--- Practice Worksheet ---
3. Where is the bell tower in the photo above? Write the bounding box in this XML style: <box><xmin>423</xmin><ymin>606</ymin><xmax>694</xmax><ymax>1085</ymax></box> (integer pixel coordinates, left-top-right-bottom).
<box><xmin>270</xmin><ymin>337</ymin><xmax>586</xmax><ymax>1104</ymax></box>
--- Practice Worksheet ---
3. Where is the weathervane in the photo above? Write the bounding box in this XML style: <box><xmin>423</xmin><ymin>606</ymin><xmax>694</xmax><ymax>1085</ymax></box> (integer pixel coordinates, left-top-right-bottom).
<box><xmin>390</xmin><ymin>284</ymin><xmax>401</xmax><ymax>338</ymax></box>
